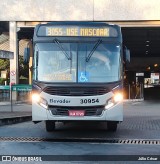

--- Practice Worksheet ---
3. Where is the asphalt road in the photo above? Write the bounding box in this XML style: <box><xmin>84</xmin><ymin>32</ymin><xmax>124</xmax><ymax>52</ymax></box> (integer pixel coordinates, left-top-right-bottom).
<box><xmin>0</xmin><ymin>100</ymin><xmax>160</xmax><ymax>163</ymax></box>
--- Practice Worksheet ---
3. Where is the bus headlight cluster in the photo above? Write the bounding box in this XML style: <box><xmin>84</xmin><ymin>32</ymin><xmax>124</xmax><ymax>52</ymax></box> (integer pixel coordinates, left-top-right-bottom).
<box><xmin>113</xmin><ymin>93</ymin><xmax>123</xmax><ymax>102</ymax></box>
<box><xmin>32</xmin><ymin>93</ymin><xmax>40</xmax><ymax>102</ymax></box>
<box><xmin>105</xmin><ymin>92</ymin><xmax>123</xmax><ymax>109</ymax></box>
<box><xmin>32</xmin><ymin>93</ymin><xmax>48</xmax><ymax>109</ymax></box>
<box><xmin>39</xmin><ymin>98</ymin><xmax>48</xmax><ymax>109</ymax></box>
<box><xmin>105</xmin><ymin>98</ymin><xmax>114</xmax><ymax>109</ymax></box>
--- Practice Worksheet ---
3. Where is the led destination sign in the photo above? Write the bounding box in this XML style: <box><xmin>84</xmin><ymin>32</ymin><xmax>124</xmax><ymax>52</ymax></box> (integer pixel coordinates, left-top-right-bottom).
<box><xmin>37</xmin><ymin>25</ymin><xmax>118</xmax><ymax>37</ymax></box>
<box><xmin>47</xmin><ymin>27</ymin><xmax>109</xmax><ymax>37</ymax></box>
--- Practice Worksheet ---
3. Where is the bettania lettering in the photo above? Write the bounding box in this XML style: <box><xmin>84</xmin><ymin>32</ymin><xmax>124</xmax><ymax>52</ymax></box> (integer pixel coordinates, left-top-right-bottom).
<box><xmin>50</xmin><ymin>99</ymin><xmax>71</xmax><ymax>104</ymax></box>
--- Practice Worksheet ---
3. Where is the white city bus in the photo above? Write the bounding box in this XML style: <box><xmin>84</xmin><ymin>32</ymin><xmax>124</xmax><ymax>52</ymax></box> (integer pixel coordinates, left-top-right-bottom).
<box><xmin>32</xmin><ymin>22</ymin><xmax>128</xmax><ymax>132</ymax></box>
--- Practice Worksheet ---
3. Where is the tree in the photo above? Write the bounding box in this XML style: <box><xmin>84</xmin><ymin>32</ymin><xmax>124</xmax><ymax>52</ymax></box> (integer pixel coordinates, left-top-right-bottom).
<box><xmin>0</xmin><ymin>59</ymin><xmax>10</xmax><ymax>84</ymax></box>
<box><xmin>0</xmin><ymin>56</ymin><xmax>29</xmax><ymax>79</ymax></box>
<box><xmin>19</xmin><ymin>56</ymin><xmax>29</xmax><ymax>78</ymax></box>
<box><xmin>0</xmin><ymin>59</ymin><xmax>10</xmax><ymax>71</ymax></box>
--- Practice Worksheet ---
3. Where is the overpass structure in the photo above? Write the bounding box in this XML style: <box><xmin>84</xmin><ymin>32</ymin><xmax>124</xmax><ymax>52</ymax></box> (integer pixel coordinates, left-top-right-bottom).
<box><xmin>0</xmin><ymin>0</ymin><xmax>160</xmax><ymax>100</ymax></box>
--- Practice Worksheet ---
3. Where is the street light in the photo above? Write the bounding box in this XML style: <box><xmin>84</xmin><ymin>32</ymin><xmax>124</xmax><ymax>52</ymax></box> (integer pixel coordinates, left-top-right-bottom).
<box><xmin>154</xmin><ymin>64</ymin><xmax>158</xmax><ymax>67</ymax></box>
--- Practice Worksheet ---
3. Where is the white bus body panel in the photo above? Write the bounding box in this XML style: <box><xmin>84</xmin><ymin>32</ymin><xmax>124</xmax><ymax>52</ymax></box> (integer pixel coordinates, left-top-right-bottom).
<box><xmin>32</xmin><ymin>91</ymin><xmax>123</xmax><ymax>122</ymax></box>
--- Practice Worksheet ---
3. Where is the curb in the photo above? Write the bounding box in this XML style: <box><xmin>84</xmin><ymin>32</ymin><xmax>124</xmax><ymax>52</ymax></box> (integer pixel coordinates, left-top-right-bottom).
<box><xmin>123</xmin><ymin>99</ymin><xmax>144</xmax><ymax>102</ymax></box>
<box><xmin>0</xmin><ymin>101</ymin><xmax>31</xmax><ymax>106</ymax></box>
<box><xmin>0</xmin><ymin>116</ymin><xmax>32</xmax><ymax>126</ymax></box>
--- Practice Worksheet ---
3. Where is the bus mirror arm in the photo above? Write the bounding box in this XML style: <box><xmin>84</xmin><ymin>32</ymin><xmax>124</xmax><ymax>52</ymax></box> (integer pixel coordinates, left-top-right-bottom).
<box><xmin>123</xmin><ymin>46</ymin><xmax>130</xmax><ymax>63</ymax></box>
<box><xmin>126</xmin><ymin>49</ymin><xmax>130</xmax><ymax>63</ymax></box>
<box><xmin>36</xmin><ymin>51</ymin><xmax>39</xmax><ymax>67</ymax></box>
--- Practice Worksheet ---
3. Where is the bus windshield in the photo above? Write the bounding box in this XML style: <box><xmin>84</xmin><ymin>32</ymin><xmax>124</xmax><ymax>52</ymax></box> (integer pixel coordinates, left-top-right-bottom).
<box><xmin>33</xmin><ymin>42</ymin><xmax>122</xmax><ymax>83</ymax></box>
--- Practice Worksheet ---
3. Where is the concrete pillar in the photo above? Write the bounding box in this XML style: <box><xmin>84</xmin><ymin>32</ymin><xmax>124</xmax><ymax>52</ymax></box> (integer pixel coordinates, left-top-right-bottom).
<box><xmin>9</xmin><ymin>21</ymin><xmax>18</xmax><ymax>100</ymax></box>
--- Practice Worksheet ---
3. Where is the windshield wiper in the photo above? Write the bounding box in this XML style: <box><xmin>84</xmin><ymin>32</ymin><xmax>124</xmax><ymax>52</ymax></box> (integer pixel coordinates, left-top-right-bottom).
<box><xmin>54</xmin><ymin>39</ymin><xmax>71</xmax><ymax>60</ymax></box>
<box><xmin>86</xmin><ymin>39</ymin><xmax>102</xmax><ymax>62</ymax></box>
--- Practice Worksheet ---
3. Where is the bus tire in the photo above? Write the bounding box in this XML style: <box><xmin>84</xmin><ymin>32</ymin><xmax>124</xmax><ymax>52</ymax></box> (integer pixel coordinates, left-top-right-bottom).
<box><xmin>107</xmin><ymin>121</ymin><xmax>117</xmax><ymax>132</ymax></box>
<box><xmin>46</xmin><ymin>121</ymin><xmax>55</xmax><ymax>132</ymax></box>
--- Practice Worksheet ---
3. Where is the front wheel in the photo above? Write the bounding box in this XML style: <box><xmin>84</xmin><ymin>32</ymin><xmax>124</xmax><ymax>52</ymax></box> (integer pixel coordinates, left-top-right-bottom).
<box><xmin>45</xmin><ymin>121</ymin><xmax>55</xmax><ymax>132</ymax></box>
<box><xmin>107</xmin><ymin>121</ymin><xmax>118</xmax><ymax>132</ymax></box>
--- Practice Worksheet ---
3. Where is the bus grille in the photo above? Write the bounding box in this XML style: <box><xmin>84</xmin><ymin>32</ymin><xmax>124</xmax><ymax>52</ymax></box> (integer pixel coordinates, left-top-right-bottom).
<box><xmin>49</xmin><ymin>106</ymin><xmax>104</xmax><ymax>116</ymax></box>
<box><xmin>43</xmin><ymin>87</ymin><xmax>109</xmax><ymax>96</ymax></box>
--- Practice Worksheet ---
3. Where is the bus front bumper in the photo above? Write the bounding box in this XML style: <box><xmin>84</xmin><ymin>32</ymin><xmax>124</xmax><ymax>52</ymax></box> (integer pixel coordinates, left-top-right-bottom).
<box><xmin>32</xmin><ymin>102</ymin><xmax>123</xmax><ymax>122</ymax></box>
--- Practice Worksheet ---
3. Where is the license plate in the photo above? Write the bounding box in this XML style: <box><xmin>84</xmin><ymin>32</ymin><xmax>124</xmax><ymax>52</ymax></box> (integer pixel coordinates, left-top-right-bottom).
<box><xmin>69</xmin><ymin>110</ymin><xmax>85</xmax><ymax>116</ymax></box>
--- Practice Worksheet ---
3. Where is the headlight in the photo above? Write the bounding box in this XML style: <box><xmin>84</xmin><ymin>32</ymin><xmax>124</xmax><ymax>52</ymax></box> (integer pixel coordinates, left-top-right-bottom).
<box><xmin>114</xmin><ymin>93</ymin><xmax>123</xmax><ymax>102</ymax></box>
<box><xmin>105</xmin><ymin>92</ymin><xmax>123</xmax><ymax>109</ymax></box>
<box><xmin>32</xmin><ymin>93</ymin><xmax>40</xmax><ymax>102</ymax></box>
<box><xmin>32</xmin><ymin>93</ymin><xmax>48</xmax><ymax>109</ymax></box>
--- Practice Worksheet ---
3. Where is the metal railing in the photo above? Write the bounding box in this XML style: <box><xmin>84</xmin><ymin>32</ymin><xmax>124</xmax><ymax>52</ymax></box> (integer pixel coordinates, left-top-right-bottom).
<box><xmin>0</xmin><ymin>85</ymin><xmax>32</xmax><ymax>103</ymax></box>
<box><xmin>0</xmin><ymin>89</ymin><xmax>10</xmax><ymax>102</ymax></box>
<box><xmin>17</xmin><ymin>90</ymin><xmax>32</xmax><ymax>102</ymax></box>
<box><xmin>124</xmin><ymin>83</ymin><xmax>144</xmax><ymax>100</ymax></box>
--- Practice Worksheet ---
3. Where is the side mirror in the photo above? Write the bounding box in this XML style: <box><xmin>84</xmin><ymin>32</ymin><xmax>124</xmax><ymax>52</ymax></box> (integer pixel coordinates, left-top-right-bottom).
<box><xmin>125</xmin><ymin>48</ymin><xmax>130</xmax><ymax>63</ymax></box>
<box><xmin>24</xmin><ymin>47</ymin><xmax>30</xmax><ymax>64</ymax></box>
<box><xmin>36</xmin><ymin>51</ymin><xmax>38</xmax><ymax>67</ymax></box>
<box><xmin>123</xmin><ymin>46</ymin><xmax>130</xmax><ymax>63</ymax></box>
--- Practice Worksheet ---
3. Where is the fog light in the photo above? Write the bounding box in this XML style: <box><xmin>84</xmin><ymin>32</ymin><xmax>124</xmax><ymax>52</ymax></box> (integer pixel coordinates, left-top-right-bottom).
<box><xmin>105</xmin><ymin>99</ymin><xmax>114</xmax><ymax>109</ymax></box>
<box><xmin>39</xmin><ymin>98</ymin><xmax>48</xmax><ymax>109</ymax></box>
